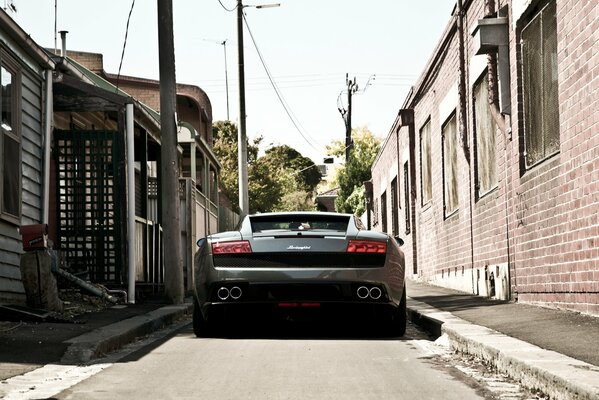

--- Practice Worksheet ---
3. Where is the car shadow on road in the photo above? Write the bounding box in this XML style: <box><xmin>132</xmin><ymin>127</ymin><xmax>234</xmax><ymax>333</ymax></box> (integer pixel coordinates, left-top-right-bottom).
<box><xmin>114</xmin><ymin>317</ymin><xmax>427</xmax><ymax>365</ymax></box>
<box><xmin>198</xmin><ymin>312</ymin><xmax>424</xmax><ymax>341</ymax></box>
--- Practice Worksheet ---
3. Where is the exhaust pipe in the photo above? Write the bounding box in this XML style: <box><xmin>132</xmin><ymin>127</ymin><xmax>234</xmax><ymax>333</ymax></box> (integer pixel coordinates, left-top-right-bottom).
<box><xmin>357</xmin><ymin>286</ymin><xmax>370</xmax><ymax>299</ymax></box>
<box><xmin>369</xmin><ymin>287</ymin><xmax>382</xmax><ymax>300</ymax></box>
<box><xmin>217</xmin><ymin>287</ymin><xmax>230</xmax><ymax>301</ymax></box>
<box><xmin>230</xmin><ymin>286</ymin><xmax>242</xmax><ymax>300</ymax></box>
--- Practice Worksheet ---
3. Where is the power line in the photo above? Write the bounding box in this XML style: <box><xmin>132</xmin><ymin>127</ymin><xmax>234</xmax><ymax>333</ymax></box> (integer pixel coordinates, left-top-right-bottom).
<box><xmin>217</xmin><ymin>0</ymin><xmax>236</xmax><ymax>12</ymax></box>
<box><xmin>116</xmin><ymin>0</ymin><xmax>135</xmax><ymax>92</ymax></box>
<box><xmin>242</xmin><ymin>13</ymin><xmax>322</xmax><ymax>150</ymax></box>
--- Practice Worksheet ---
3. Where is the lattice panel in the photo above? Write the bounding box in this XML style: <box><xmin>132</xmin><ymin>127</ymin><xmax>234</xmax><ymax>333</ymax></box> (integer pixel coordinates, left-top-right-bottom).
<box><xmin>55</xmin><ymin>130</ymin><xmax>122</xmax><ymax>283</ymax></box>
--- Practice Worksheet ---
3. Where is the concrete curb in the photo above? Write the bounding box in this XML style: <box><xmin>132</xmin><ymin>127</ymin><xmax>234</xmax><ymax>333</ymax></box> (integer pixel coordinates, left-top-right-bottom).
<box><xmin>61</xmin><ymin>303</ymin><xmax>193</xmax><ymax>364</ymax></box>
<box><xmin>407</xmin><ymin>297</ymin><xmax>599</xmax><ymax>400</ymax></box>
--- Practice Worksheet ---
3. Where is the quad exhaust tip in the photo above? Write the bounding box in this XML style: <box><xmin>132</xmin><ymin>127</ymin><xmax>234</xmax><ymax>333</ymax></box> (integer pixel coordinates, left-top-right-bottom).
<box><xmin>357</xmin><ymin>286</ymin><xmax>370</xmax><ymax>299</ymax></box>
<box><xmin>217</xmin><ymin>287</ymin><xmax>230</xmax><ymax>301</ymax></box>
<box><xmin>217</xmin><ymin>286</ymin><xmax>242</xmax><ymax>301</ymax></box>
<box><xmin>369</xmin><ymin>286</ymin><xmax>382</xmax><ymax>300</ymax></box>
<box><xmin>230</xmin><ymin>286</ymin><xmax>242</xmax><ymax>300</ymax></box>
<box><xmin>356</xmin><ymin>285</ymin><xmax>382</xmax><ymax>300</ymax></box>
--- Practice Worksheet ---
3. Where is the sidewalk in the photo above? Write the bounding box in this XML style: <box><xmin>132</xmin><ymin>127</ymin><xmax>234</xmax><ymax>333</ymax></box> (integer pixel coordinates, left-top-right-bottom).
<box><xmin>0</xmin><ymin>300</ymin><xmax>192</xmax><ymax>381</ymax></box>
<box><xmin>406</xmin><ymin>279</ymin><xmax>599</xmax><ymax>400</ymax></box>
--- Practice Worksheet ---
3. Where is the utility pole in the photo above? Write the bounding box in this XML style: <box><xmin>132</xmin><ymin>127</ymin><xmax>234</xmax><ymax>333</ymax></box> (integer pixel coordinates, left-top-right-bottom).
<box><xmin>237</xmin><ymin>0</ymin><xmax>249</xmax><ymax>216</ymax></box>
<box><xmin>222</xmin><ymin>40</ymin><xmax>230</xmax><ymax>120</ymax></box>
<box><xmin>338</xmin><ymin>74</ymin><xmax>374</xmax><ymax>161</ymax></box>
<box><xmin>157</xmin><ymin>0</ymin><xmax>183</xmax><ymax>304</ymax></box>
<box><xmin>340</xmin><ymin>74</ymin><xmax>358</xmax><ymax>161</ymax></box>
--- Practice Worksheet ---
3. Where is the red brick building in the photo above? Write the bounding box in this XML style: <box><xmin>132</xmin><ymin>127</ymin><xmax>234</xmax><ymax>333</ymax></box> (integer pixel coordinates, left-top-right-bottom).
<box><xmin>371</xmin><ymin>0</ymin><xmax>598</xmax><ymax>315</ymax></box>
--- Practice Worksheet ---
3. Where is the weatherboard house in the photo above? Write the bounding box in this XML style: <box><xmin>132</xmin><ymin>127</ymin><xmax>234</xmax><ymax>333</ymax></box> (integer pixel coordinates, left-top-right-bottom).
<box><xmin>0</xmin><ymin>9</ymin><xmax>55</xmax><ymax>303</ymax></box>
<box><xmin>371</xmin><ymin>0</ymin><xmax>599</xmax><ymax>316</ymax></box>
<box><xmin>0</xmin><ymin>8</ymin><xmax>224</xmax><ymax>304</ymax></box>
<box><xmin>64</xmin><ymin>49</ymin><xmax>225</xmax><ymax>293</ymax></box>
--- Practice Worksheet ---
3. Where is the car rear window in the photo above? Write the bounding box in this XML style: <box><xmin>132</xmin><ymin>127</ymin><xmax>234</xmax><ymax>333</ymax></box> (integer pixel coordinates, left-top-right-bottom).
<box><xmin>250</xmin><ymin>215</ymin><xmax>351</xmax><ymax>233</ymax></box>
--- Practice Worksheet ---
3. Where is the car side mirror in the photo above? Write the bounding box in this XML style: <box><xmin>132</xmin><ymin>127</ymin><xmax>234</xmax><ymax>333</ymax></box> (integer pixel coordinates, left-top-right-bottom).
<box><xmin>196</xmin><ymin>238</ymin><xmax>207</xmax><ymax>248</ymax></box>
<box><xmin>394</xmin><ymin>236</ymin><xmax>404</xmax><ymax>247</ymax></box>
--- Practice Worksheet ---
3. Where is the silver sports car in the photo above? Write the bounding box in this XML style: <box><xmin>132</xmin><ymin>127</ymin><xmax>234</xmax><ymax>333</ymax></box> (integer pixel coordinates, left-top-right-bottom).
<box><xmin>192</xmin><ymin>211</ymin><xmax>406</xmax><ymax>336</ymax></box>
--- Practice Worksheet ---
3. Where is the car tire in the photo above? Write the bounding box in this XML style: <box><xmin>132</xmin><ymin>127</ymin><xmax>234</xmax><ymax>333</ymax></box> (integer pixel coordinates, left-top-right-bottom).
<box><xmin>193</xmin><ymin>299</ymin><xmax>210</xmax><ymax>337</ymax></box>
<box><xmin>390</xmin><ymin>285</ymin><xmax>407</xmax><ymax>337</ymax></box>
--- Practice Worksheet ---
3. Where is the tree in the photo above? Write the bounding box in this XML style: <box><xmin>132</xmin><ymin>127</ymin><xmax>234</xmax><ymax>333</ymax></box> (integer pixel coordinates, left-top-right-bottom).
<box><xmin>212</xmin><ymin>122</ymin><xmax>320</xmax><ymax>214</ymax></box>
<box><xmin>248</xmin><ymin>156</ymin><xmax>285</xmax><ymax>213</ymax></box>
<box><xmin>262</xmin><ymin>145</ymin><xmax>321</xmax><ymax>192</ymax></box>
<box><xmin>327</xmin><ymin>127</ymin><xmax>381</xmax><ymax>215</ymax></box>
<box><xmin>213</xmin><ymin>120</ymin><xmax>268</xmax><ymax>212</ymax></box>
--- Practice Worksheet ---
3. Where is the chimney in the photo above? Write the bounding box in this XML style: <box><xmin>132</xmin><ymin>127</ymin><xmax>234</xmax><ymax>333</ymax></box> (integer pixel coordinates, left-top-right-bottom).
<box><xmin>59</xmin><ymin>30</ymin><xmax>68</xmax><ymax>57</ymax></box>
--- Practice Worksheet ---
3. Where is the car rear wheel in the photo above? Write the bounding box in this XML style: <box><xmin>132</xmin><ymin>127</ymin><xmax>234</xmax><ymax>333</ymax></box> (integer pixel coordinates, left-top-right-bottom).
<box><xmin>389</xmin><ymin>286</ymin><xmax>407</xmax><ymax>337</ymax></box>
<box><xmin>193</xmin><ymin>299</ymin><xmax>210</xmax><ymax>337</ymax></box>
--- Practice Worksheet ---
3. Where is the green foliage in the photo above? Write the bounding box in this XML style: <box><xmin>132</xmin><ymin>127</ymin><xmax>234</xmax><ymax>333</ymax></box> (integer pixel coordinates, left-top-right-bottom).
<box><xmin>248</xmin><ymin>157</ymin><xmax>285</xmax><ymax>213</ymax></box>
<box><xmin>330</xmin><ymin>127</ymin><xmax>381</xmax><ymax>215</ymax></box>
<box><xmin>212</xmin><ymin>120</ymin><xmax>263</xmax><ymax>212</ymax></box>
<box><xmin>262</xmin><ymin>145</ymin><xmax>321</xmax><ymax>192</ymax></box>
<box><xmin>345</xmin><ymin>186</ymin><xmax>366</xmax><ymax>216</ymax></box>
<box><xmin>212</xmin><ymin>121</ymin><xmax>321</xmax><ymax>214</ymax></box>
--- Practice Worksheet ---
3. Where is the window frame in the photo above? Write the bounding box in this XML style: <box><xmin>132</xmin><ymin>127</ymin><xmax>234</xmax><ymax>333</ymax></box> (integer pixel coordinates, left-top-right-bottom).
<box><xmin>441</xmin><ymin>112</ymin><xmax>459</xmax><ymax>218</ymax></box>
<box><xmin>404</xmin><ymin>161</ymin><xmax>411</xmax><ymax>234</ymax></box>
<box><xmin>419</xmin><ymin>118</ymin><xmax>432</xmax><ymax>206</ymax></box>
<box><xmin>372</xmin><ymin>196</ymin><xmax>378</xmax><ymax>226</ymax></box>
<box><xmin>380</xmin><ymin>190</ymin><xmax>387</xmax><ymax>233</ymax></box>
<box><xmin>520</xmin><ymin>0</ymin><xmax>559</xmax><ymax>170</ymax></box>
<box><xmin>472</xmin><ymin>71</ymin><xmax>498</xmax><ymax>200</ymax></box>
<box><xmin>390</xmin><ymin>177</ymin><xmax>398</xmax><ymax>236</ymax></box>
<box><xmin>0</xmin><ymin>49</ymin><xmax>22</xmax><ymax>225</ymax></box>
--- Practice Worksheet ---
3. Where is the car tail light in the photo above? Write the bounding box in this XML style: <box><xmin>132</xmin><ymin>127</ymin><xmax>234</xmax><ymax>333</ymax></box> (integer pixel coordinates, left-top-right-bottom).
<box><xmin>346</xmin><ymin>240</ymin><xmax>386</xmax><ymax>253</ymax></box>
<box><xmin>212</xmin><ymin>240</ymin><xmax>252</xmax><ymax>254</ymax></box>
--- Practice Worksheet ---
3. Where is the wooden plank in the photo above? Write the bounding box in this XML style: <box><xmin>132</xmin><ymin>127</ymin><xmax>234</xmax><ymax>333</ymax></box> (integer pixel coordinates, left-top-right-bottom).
<box><xmin>0</xmin><ymin>222</ymin><xmax>19</xmax><ymax>240</ymax></box>
<box><xmin>22</xmin><ymin>72</ymin><xmax>42</xmax><ymax>96</ymax></box>
<box><xmin>21</xmin><ymin>144</ymin><xmax>42</xmax><ymax>172</ymax></box>
<box><xmin>0</xmin><ymin>291</ymin><xmax>26</xmax><ymax>304</ymax></box>
<box><xmin>0</xmin><ymin>263</ymin><xmax>22</xmax><ymax>280</ymax></box>
<box><xmin>22</xmin><ymin>85</ymin><xmax>42</xmax><ymax>113</ymax></box>
<box><xmin>22</xmin><ymin>109</ymin><xmax>42</xmax><ymax>134</ymax></box>
<box><xmin>0</xmin><ymin>250</ymin><xmax>20</xmax><ymax>270</ymax></box>
<box><xmin>21</xmin><ymin>197</ymin><xmax>41</xmax><ymax>222</ymax></box>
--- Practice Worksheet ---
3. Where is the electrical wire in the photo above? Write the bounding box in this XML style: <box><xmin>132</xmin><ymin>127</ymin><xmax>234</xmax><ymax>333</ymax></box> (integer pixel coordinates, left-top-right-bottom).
<box><xmin>217</xmin><ymin>0</ymin><xmax>236</xmax><ymax>12</ymax></box>
<box><xmin>242</xmin><ymin>13</ymin><xmax>322</xmax><ymax>150</ymax></box>
<box><xmin>115</xmin><ymin>0</ymin><xmax>135</xmax><ymax>92</ymax></box>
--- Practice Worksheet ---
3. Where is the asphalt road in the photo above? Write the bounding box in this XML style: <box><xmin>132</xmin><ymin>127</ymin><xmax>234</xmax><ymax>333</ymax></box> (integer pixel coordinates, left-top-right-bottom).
<box><xmin>2</xmin><ymin>321</ymin><xmax>537</xmax><ymax>400</ymax></box>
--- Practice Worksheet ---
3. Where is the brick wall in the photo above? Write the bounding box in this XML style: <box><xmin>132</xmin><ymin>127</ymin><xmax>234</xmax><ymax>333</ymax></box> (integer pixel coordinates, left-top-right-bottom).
<box><xmin>510</xmin><ymin>0</ymin><xmax>599</xmax><ymax>314</ymax></box>
<box><xmin>371</xmin><ymin>0</ymin><xmax>598</xmax><ymax>315</ymax></box>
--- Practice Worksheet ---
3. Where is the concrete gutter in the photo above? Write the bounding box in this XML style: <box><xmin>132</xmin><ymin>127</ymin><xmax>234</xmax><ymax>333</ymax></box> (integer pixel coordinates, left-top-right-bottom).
<box><xmin>407</xmin><ymin>297</ymin><xmax>599</xmax><ymax>400</ymax></box>
<box><xmin>61</xmin><ymin>303</ymin><xmax>192</xmax><ymax>364</ymax></box>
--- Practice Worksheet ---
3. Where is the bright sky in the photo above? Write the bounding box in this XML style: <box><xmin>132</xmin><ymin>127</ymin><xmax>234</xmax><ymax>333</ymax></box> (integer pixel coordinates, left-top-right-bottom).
<box><xmin>12</xmin><ymin>0</ymin><xmax>455</xmax><ymax>164</ymax></box>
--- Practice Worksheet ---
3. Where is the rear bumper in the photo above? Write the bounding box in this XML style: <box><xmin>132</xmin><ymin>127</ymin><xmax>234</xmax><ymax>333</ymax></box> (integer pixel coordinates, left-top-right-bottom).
<box><xmin>196</xmin><ymin>280</ymin><xmax>402</xmax><ymax>318</ymax></box>
<box><xmin>201</xmin><ymin>300</ymin><xmax>398</xmax><ymax>325</ymax></box>
<box><xmin>195</xmin><ymin>267</ymin><xmax>405</xmax><ymax>306</ymax></box>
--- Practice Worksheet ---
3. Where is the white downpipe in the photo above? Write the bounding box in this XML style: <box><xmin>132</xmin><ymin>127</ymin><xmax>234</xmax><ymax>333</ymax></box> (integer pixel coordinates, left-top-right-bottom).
<box><xmin>126</xmin><ymin>104</ymin><xmax>136</xmax><ymax>304</ymax></box>
<box><xmin>42</xmin><ymin>69</ymin><xmax>53</xmax><ymax>224</ymax></box>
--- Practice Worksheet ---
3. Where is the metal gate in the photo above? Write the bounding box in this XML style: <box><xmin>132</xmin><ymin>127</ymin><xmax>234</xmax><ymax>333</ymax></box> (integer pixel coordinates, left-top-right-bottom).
<box><xmin>54</xmin><ymin>129</ymin><xmax>123</xmax><ymax>284</ymax></box>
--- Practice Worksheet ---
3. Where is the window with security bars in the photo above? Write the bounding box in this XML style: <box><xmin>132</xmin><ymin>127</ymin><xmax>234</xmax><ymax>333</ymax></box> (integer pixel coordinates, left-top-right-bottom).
<box><xmin>390</xmin><ymin>177</ymin><xmax>398</xmax><ymax>236</ymax></box>
<box><xmin>442</xmin><ymin>113</ymin><xmax>459</xmax><ymax>217</ymax></box>
<box><xmin>0</xmin><ymin>53</ymin><xmax>21</xmax><ymax>224</ymax></box>
<box><xmin>420</xmin><ymin>120</ymin><xmax>432</xmax><ymax>205</ymax></box>
<box><xmin>521</xmin><ymin>0</ymin><xmax>559</xmax><ymax>168</ymax></box>
<box><xmin>473</xmin><ymin>73</ymin><xmax>497</xmax><ymax>197</ymax></box>
<box><xmin>380</xmin><ymin>191</ymin><xmax>387</xmax><ymax>233</ymax></box>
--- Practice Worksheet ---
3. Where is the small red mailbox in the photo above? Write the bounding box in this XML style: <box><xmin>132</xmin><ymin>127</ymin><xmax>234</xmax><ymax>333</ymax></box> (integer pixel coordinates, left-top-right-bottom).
<box><xmin>19</xmin><ymin>224</ymin><xmax>48</xmax><ymax>251</ymax></box>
